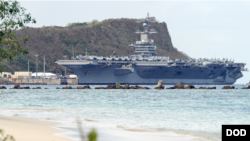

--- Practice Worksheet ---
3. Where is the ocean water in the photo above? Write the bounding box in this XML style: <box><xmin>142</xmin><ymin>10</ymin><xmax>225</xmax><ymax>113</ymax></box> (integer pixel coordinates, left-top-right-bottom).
<box><xmin>0</xmin><ymin>84</ymin><xmax>250</xmax><ymax>141</ymax></box>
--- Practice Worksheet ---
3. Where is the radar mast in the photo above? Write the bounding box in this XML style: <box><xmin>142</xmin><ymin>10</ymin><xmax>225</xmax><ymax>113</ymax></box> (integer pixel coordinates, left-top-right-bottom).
<box><xmin>129</xmin><ymin>13</ymin><xmax>157</xmax><ymax>57</ymax></box>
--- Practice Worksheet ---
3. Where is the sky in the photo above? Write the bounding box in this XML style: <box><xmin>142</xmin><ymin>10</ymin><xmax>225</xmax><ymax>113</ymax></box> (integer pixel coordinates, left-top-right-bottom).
<box><xmin>19</xmin><ymin>0</ymin><xmax>250</xmax><ymax>84</ymax></box>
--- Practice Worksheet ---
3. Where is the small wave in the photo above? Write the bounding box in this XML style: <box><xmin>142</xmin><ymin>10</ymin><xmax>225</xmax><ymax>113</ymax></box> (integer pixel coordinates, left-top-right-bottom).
<box><xmin>84</xmin><ymin>119</ymin><xmax>97</xmax><ymax>122</ymax></box>
<box><xmin>25</xmin><ymin>104</ymin><xmax>43</xmax><ymax>107</ymax></box>
<box><xmin>116</xmin><ymin>125</ymin><xmax>220</xmax><ymax>141</ymax></box>
<box><xmin>153</xmin><ymin>128</ymin><xmax>221</xmax><ymax>141</ymax></box>
<box><xmin>117</xmin><ymin>126</ymin><xmax>149</xmax><ymax>132</ymax></box>
<box><xmin>104</xmin><ymin>124</ymin><xmax>220</xmax><ymax>141</ymax></box>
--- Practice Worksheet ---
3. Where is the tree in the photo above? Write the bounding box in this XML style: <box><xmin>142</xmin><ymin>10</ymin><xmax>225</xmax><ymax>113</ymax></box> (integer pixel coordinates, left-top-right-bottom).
<box><xmin>0</xmin><ymin>0</ymin><xmax>36</xmax><ymax>72</ymax></box>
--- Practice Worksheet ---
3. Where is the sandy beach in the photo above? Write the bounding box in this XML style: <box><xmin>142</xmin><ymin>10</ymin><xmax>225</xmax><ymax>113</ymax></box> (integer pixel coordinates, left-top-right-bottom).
<box><xmin>0</xmin><ymin>114</ymin><xmax>200</xmax><ymax>141</ymax></box>
<box><xmin>0</xmin><ymin>115</ymin><xmax>72</xmax><ymax>141</ymax></box>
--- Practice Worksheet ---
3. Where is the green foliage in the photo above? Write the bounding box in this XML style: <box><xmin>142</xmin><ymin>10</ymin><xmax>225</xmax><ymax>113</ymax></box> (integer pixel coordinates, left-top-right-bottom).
<box><xmin>0</xmin><ymin>0</ymin><xmax>36</xmax><ymax>72</ymax></box>
<box><xmin>0</xmin><ymin>66</ymin><xmax>4</xmax><ymax>72</ymax></box>
<box><xmin>62</xmin><ymin>46</ymin><xmax>72</xmax><ymax>56</ymax></box>
<box><xmin>60</xmin><ymin>32</ymin><xmax>70</xmax><ymax>45</ymax></box>
<box><xmin>91</xmin><ymin>19</ymin><xmax>98</xmax><ymax>25</ymax></box>
<box><xmin>88</xmin><ymin>129</ymin><xmax>97</xmax><ymax>141</ymax></box>
<box><xmin>96</xmin><ymin>22</ymin><xmax>107</xmax><ymax>28</ymax></box>
<box><xmin>16</xmin><ymin>55</ymin><xmax>36</xmax><ymax>71</ymax></box>
<box><xmin>67</xmin><ymin>20</ymin><xmax>103</xmax><ymax>28</ymax></box>
<box><xmin>60</xmin><ymin>32</ymin><xmax>78</xmax><ymax>46</ymax></box>
<box><xmin>115</xmin><ymin>83</ymin><xmax>120</xmax><ymax>86</ymax></box>
<box><xmin>80</xmin><ymin>37</ymin><xmax>87</xmax><ymax>47</ymax></box>
<box><xmin>0</xmin><ymin>129</ymin><xmax>15</xmax><ymax>141</ymax></box>
<box><xmin>43</xmin><ymin>32</ymin><xmax>52</xmax><ymax>38</ymax></box>
<box><xmin>66</xmin><ymin>22</ymin><xmax>89</xmax><ymax>27</ymax></box>
<box><xmin>0</xmin><ymin>55</ymin><xmax>36</xmax><ymax>73</ymax></box>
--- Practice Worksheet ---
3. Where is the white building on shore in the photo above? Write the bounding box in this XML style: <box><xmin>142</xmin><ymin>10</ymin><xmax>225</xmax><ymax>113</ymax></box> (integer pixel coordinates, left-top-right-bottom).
<box><xmin>32</xmin><ymin>72</ymin><xmax>56</xmax><ymax>77</ymax></box>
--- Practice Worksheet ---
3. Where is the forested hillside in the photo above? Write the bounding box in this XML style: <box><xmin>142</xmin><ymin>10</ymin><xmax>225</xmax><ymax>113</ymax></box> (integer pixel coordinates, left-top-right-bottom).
<box><xmin>0</xmin><ymin>18</ymin><xmax>189</xmax><ymax>74</ymax></box>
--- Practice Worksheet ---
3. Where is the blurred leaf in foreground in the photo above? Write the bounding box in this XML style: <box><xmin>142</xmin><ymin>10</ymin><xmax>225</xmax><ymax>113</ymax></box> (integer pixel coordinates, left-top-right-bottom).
<box><xmin>0</xmin><ymin>129</ymin><xmax>15</xmax><ymax>141</ymax></box>
<box><xmin>88</xmin><ymin>129</ymin><xmax>97</xmax><ymax>141</ymax></box>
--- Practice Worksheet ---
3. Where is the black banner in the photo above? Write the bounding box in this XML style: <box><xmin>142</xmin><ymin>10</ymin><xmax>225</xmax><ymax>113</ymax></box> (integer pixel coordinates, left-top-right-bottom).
<box><xmin>222</xmin><ymin>125</ymin><xmax>250</xmax><ymax>141</ymax></box>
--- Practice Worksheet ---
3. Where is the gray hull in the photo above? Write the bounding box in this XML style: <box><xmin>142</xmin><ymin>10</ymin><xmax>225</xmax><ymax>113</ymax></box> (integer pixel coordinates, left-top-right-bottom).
<box><xmin>63</xmin><ymin>61</ymin><xmax>243</xmax><ymax>85</ymax></box>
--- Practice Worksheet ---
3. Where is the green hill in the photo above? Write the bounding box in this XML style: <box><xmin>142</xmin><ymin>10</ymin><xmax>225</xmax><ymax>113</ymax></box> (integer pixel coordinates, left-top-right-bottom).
<box><xmin>0</xmin><ymin>18</ymin><xmax>189</xmax><ymax>75</ymax></box>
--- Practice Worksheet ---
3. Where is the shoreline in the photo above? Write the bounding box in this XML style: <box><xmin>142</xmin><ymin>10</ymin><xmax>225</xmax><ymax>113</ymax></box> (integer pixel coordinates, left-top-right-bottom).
<box><xmin>0</xmin><ymin>115</ymin><xmax>73</xmax><ymax>141</ymax></box>
<box><xmin>0</xmin><ymin>113</ymin><xmax>206</xmax><ymax>141</ymax></box>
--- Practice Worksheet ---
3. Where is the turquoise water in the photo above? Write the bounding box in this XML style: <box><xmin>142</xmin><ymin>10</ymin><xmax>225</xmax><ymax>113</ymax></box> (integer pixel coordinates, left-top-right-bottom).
<box><xmin>0</xmin><ymin>85</ymin><xmax>250</xmax><ymax>141</ymax></box>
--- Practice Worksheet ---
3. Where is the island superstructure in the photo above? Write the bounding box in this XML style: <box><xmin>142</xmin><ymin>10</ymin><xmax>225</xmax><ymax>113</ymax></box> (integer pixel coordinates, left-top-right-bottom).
<box><xmin>56</xmin><ymin>14</ymin><xmax>247</xmax><ymax>85</ymax></box>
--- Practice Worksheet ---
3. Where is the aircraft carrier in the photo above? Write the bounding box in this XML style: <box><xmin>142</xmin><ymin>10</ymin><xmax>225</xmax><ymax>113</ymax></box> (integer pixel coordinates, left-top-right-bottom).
<box><xmin>56</xmin><ymin>14</ymin><xmax>247</xmax><ymax>85</ymax></box>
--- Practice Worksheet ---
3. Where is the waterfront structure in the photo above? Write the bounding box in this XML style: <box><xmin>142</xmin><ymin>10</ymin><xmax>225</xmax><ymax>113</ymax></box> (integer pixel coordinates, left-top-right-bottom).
<box><xmin>56</xmin><ymin>14</ymin><xmax>247</xmax><ymax>85</ymax></box>
<box><xmin>1</xmin><ymin>71</ymin><xmax>32</xmax><ymax>79</ymax></box>
<box><xmin>0</xmin><ymin>72</ymin><xmax>12</xmax><ymax>78</ymax></box>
